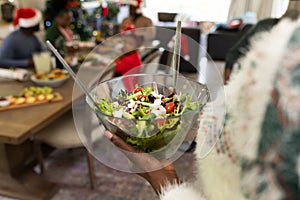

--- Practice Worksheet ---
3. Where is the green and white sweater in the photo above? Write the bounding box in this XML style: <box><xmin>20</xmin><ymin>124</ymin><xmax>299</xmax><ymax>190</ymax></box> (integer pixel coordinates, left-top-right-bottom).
<box><xmin>160</xmin><ymin>19</ymin><xmax>300</xmax><ymax>200</ymax></box>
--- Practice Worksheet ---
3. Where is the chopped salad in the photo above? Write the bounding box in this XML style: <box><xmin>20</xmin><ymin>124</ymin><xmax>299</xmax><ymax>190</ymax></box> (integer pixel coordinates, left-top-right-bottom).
<box><xmin>96</xmin><ymin>84</ymin><xmax>202</xmax><ymax>152</ymax></box>
<box><xmin>98</xmin><ymin>85</ymin><xmax>200</xmax><ymax>120</ymax></box>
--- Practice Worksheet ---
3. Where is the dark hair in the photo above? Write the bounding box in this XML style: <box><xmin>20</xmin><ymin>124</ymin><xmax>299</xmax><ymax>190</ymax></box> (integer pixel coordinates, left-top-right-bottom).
<box><xmin>20</xmin><ymin>24</ymin><xmax>40</xmax><ymax>32</ymax></box>
<box><xmin>55</xmin><ymin>8</ymin><xmax>71</xmax><ymax>18</ymax></box>
<box><xmin>45</xmin><ymin>0</ymin><xmax>70</xmax><ymax>19</ymax></box>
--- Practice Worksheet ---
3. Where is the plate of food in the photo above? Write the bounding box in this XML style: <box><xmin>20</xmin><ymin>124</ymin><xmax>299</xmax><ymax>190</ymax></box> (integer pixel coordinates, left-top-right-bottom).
<box><xmin>31</xmin><ymin>69</ymin><xmax>69</xmax><ymax>87</ymax></box>
<box><xmin>0</xmin><ymin>86</ymin><xmax>63</xmax><ymax>111</ymax></box>
<box><xmin>78</xmin><ymin>41</ymin><xmax>96</xmax><ymax>49</ymax></box>
<box><xmin>87</xmin><ymin>74</ymin><xmax>209</xmax><ymax>159</ymax></box>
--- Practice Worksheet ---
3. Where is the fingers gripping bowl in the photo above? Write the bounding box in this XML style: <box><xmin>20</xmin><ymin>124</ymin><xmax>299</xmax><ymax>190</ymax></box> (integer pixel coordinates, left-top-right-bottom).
<box><xmin>87</xmin><ymin>74</ymin><xmax>209</xmax><ymax>158</ymax></box>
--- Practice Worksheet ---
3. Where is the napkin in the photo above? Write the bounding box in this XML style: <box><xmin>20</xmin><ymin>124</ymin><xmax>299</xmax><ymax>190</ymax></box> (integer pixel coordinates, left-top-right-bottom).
<box><xmin>0</xmin><ymin>68</ymin><xmax>30</xmax><ymax>81</ymax></box>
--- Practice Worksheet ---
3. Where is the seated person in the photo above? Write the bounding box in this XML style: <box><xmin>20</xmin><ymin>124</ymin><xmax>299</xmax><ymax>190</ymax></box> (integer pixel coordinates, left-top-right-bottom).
<box><xmin>0</xmin><ymin>8</ymin><xmax>43</xmax><ymax>68</ymax></box>
<box><xmin>114</xmin><ymin>25</ymin><xmax>142</xmax><ymax>90</ymax></box>
<box><xmin>45</xmin><ymin>8</ymin><xmax>73</xmax><ymax>53</ymax></box>
<box><xmin>120</xmin><ymin>0</ymin><xmax>155</xmax><ymax>43</ymax></box>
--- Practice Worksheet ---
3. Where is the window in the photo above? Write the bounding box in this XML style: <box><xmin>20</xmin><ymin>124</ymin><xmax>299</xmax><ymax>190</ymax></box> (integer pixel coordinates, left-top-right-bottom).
<box><xmin>143</xmin><ymin>0</ymin><xmax>231</xmax><ymax>23</ymax></box>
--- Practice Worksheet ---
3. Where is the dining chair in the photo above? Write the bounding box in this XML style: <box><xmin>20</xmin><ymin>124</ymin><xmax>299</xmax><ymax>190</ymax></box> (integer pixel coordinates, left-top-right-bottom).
<box><xmin>33</xmin><ymin>59</ymin><xmax>121</xmax><ymax>190</ymax></box>
<box><xmin>34</xmin><ymin>110</ymin><xmax>96</xmax><ymax>189</ymax></box>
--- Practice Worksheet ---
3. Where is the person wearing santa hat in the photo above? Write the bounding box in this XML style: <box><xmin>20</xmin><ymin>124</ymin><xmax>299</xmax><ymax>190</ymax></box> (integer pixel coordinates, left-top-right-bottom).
<box><xmin>120</xmin><ymin>0</ymin><xmax>155</xmax><ymax>43</ymax></box>
<box><xmin>0</xmin><ymin>7</ymin><xmax>43</xmax><ymax>68</ymax></box>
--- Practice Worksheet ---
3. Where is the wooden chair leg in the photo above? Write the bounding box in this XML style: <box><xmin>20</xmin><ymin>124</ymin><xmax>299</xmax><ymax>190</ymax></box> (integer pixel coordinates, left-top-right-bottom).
<box><xmin>33</xmin><ymin>141</ymin><xmax>45</xmax><ymax>174</ymax></box>
<box><xmin>86</xmin><ymin>151</ymin><xmax>96</xmax><ymax>189</ymax></box>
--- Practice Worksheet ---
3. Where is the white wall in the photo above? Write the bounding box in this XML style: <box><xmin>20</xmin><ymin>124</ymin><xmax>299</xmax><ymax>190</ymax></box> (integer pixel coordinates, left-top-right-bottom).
<box><xmin>0</xmin><ymin>0</ymin><xmax>46</xmax><ymax>15</ymax></box>
<box><xmin>15</xmin><ymin>0</ymin><xmax>46</xmax><ymax>10</ymax></box>
<box><xmin>142</xmin><ymin>0</ymin><xmax>231</xmax><ymax>23</ymax></box>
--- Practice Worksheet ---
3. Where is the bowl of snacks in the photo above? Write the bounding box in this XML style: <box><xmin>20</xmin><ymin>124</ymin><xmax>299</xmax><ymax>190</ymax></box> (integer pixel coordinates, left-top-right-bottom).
<box><xmin>87</xmin><ymin>74</ymin><xmax>209</xmax><ymax>159</ymax></box>
<box><xmin>31</xmin><ymin>69</ymin><xmax>69</xmax><ymax>87</ymax></box>
<box><xmin>0</xmin><ymin>96</ymin><xmax>10</xmax><ymax>107</ymax></box>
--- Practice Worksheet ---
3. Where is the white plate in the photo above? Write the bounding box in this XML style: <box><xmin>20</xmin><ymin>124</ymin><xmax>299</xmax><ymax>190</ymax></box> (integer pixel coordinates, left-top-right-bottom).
<box><xmin>0</xmin><ymin>97</ymin><xmax>10</xmax><ymax>107</ymax></box>
<box><xmin>30</xmin><ymin>72</ymin><xmax>69</xmax><ymax>87</ymax></box>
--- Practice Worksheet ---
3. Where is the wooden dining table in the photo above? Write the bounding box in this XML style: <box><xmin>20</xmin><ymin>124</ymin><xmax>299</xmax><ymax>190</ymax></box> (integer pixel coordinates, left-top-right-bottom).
<box><xmin>0</xmin><ymin>67</ymin><xmax>104</xmax><ymax>200</ymax></box>
<box><xmin>0</xmin><ymin>78</ymin><xmax>75</xmax><ymax>200</ymax></box>
<box><xmin>0</xmin><ymin>36</ymin><xmax>161</xmax><ymax>199</ymax></box>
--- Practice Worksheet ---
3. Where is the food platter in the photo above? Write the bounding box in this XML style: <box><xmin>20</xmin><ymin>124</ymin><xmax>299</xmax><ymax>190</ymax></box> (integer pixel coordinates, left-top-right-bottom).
<box><xmin>0</xmin><ymin>86</ymin><xmax>63</xmax><ymax>111</ymax></box>
<box><xmin>0</xmin><ymin>93</ymin><xmax>63</xmax><ymax>111</ymax></box>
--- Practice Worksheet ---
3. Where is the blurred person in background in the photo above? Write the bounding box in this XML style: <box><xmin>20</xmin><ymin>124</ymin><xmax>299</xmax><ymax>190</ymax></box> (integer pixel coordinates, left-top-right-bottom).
<box><xmin>0</xmin><ymin>8</ymin><xmax>43</xmax><ymax>68</ymax></box>
<box><xmin>45</xmin><ymin>0</ymin><xmax>76</xmax><ymax>69</ymax></box>
<box><xmin>113</xmin><ymin>24</ymin><xmax>142</xmax><ymax>90</ymax></box>
<box><xmin>120</xmin><ymin>0</ymin><xmax>155</xmax><ymax>43</ymax></box>
<box><xmin>224</xmin><ymin>0</ymin><xmax>300</xmax><ymax>84</ymax></box>
<box><xmin>45</xmin><ymin>9</ymin><xmax>74</xmax><ymax>54</ymax></box>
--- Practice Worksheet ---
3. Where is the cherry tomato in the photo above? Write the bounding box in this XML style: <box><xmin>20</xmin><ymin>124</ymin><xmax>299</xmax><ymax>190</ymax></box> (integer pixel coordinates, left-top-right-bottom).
<box><xmin>165</xmin><ymin>102</ymin><xmax>175</xmax><ymax>114</ymax></box>
<box><xmin>137</xmin><ymin>94</ymin><xmax>146</xmax><ymax>101</ymax></box>
<box><xmin>134</xmin><ymin>87</ymin><xmax>142</xmax><ymax>93</ymax></box>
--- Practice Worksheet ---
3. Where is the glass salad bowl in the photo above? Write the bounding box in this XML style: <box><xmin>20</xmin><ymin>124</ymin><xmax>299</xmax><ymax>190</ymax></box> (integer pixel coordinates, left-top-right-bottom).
<box><xmin>86</xmin><ymin>74</ymin><xmax>209</xmax><ymax>159</ymax></box>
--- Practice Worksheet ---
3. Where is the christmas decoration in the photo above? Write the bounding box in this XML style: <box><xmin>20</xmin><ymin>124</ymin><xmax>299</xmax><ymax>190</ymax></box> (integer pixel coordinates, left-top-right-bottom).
<box><xmin>97</xmin><ymin>1</ymin><xmax>120</xmax><ymax>22</ymax></box>
<box><xmin>102</xmin><ymin>1</ymin><xmax>108</xmax><ymax>17</ymax></box>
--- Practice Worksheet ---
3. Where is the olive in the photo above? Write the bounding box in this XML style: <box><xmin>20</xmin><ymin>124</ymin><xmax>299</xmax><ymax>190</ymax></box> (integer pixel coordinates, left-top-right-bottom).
<box><xmin>148</xmin><ymin>94</ymin><xmax>155</xmax><ymax>103</ymax></box>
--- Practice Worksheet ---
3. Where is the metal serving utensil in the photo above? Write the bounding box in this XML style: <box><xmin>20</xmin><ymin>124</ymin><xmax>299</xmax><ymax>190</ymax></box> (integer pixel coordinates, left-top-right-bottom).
<box><xmin>46</xmin><ymin>40</ymin><xmax>102</xmax><ymax>112</ymax></box>
<box><xmin>172</xmin><ymin>21</ymin><xmax>182</xmax><ymax>88</ymax></box>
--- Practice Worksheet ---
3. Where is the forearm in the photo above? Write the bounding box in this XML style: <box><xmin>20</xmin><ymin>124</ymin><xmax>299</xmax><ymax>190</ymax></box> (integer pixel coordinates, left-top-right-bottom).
<box><xmin>106</xmin><ymin>132</ymin><xmax>180</xmax><ymax>196</ymax></box>
<box><xmin>144</xmin><ymin>170</ymin><xmax>180</xmax><ymax>195</ymax></box>
<box><xmin>144</xmin><ymin>172</ymin><xmax>205</xmax><ymax>200</ymax></box>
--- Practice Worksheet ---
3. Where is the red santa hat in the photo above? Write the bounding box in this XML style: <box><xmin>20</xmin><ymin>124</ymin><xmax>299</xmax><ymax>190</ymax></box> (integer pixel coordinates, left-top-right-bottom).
<box><xmin>124</xmin><ymin>0</ymin><xmax>143</xmax><ymax>13</ymax></box>
<box><xmin>13</xmin><ymin>8</ymin><xmax>42</xmax><ymax>28</ymax></box>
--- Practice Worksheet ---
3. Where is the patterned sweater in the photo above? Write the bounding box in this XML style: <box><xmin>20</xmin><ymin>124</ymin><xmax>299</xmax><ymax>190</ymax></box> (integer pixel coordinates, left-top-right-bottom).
<box><xmin>160</xmin><ymin>19</ymin><xmax>300</xmax><ymax>200</ymax></box>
